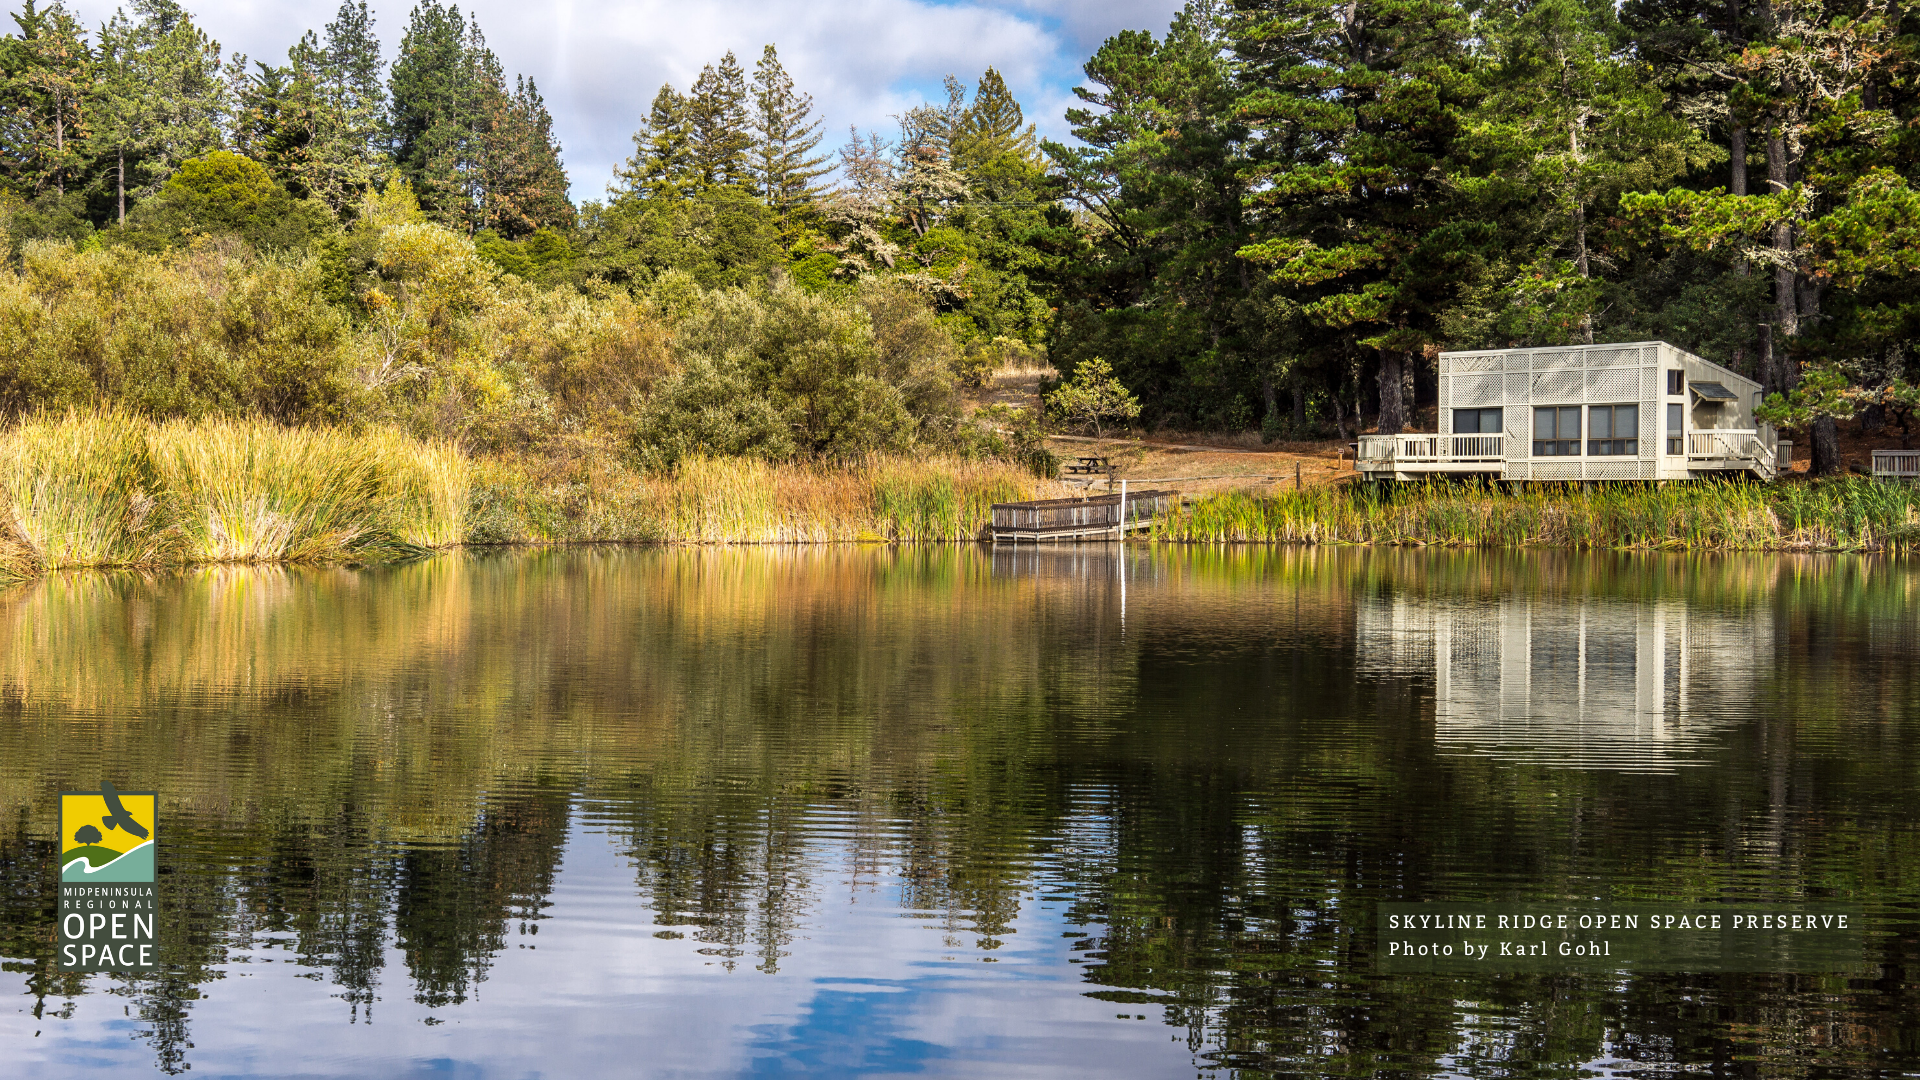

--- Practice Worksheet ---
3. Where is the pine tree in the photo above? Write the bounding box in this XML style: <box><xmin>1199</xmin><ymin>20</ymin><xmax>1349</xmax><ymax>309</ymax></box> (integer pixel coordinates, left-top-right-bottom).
<box><xmin>87</xmin><ymin>0</ymin><xmax>227</xmax><ymax>218</ymax></box>
<box><xmin>614</xmin><ymin>84</ymin><xmax>693</xmax><ymax>198</ymax></box>
<box><xmin>686</xmin><ymin>51</ymin><xmax>750</xmax><ymax>189</ymax></box>
<box><xmin>480</xmin><ymin>75</ymin><xmax>570</xmax><ymax>236</ymax></box>
<box><xmin>1236</xmin><ymin>0</ymin><xmax>1481</xmax><ymax>434</ymax></box>
<box><xmin>0</xmin><ymin>0</ymin><xmax>94</xmax><ymax>198</ymax></box>
<box><xmin>388</xmin><ymin>0</ymin><xmax>473</xmax><ymax>226</ymax></box>
<box><xmin>952</xmin><ymin>67</ymin><xmax>1038</xmax><ymax>175</ymax></box>
<box><xmin>750</xmin><ymin>44</ymin><xmax>828</xmax><ymax>237</ymax></box>
<box><xmin>323</xmin><ymin>0</ymin><xmax>385</xmax><ymax>158</ymax></box>
<box><xmin>1479</xmin><ymin>0</ymin><xmax>1696</xmax><ymax>346</ymax></box>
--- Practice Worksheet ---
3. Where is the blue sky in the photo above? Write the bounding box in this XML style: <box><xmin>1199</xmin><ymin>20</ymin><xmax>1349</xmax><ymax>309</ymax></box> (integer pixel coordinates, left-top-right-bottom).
<box><xmin>61</xmin><ymin>0</ymin><xmax>1187</xmax><ymax>202</ymax></box>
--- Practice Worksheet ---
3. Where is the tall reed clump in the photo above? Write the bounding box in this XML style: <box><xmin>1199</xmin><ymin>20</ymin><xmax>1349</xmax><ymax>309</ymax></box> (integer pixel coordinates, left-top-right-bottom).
<box><xmin>0</xmin><ymin>411</ymin><xmax>175</xmax><ymax>571</ymax></box>
<box><xmin>1153</xmin><ymin>479</ymin><xmax>1920</xmax><ymax>551</ymax></box>
<box><xmin>0</xmin><ymin>412</ymin><xmax>468</xmax><ymax>574</ymax></box>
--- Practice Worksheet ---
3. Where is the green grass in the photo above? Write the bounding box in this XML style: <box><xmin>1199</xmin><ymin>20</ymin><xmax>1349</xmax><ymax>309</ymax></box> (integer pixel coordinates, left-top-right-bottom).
<box><xmin>1152</xmin><ymin>478</ymin><xmax>1920</xmax><ymax>551</ymax></box>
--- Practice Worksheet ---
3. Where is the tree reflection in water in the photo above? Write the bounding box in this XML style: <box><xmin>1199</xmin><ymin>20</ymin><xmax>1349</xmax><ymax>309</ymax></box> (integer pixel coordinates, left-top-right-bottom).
<box><xmin>0</xmin><ymin>547</ymin><xmax>1916</xmax><ymax>1075</ymax></box>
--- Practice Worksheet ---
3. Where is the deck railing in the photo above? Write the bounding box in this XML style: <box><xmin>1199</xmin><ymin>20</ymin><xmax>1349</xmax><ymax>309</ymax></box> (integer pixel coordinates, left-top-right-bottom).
<box><xmin>1687</xmin><ymin>429</ymin><xmax>1759</xmax><ymax>459</ymax></box>
<box><xmin>1873</xmin><ymin>450</ymin><xmax>1920</xmax><ymax>478</ymax></box>
<box><xmin>1356</xmin><ymin>433</ymin><xmax>1505</xmax><ymax>463</ymax></box>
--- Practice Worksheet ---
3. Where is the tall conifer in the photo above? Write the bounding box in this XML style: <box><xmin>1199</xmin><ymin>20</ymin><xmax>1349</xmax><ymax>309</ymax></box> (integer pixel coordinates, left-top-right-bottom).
<box><xmin>687</xmin><ymin>51</ymin><xmax>749</xmax><ymax>189</ymax></box>
<box><xmin>750</xmin><ymin>44</ymin><xmax>828</xmax><ymax>236</ymax></box>
<box><xmin>614</xmin><ymin>84</ymin><xmax>693</xmax><ymax>198</ymax></box>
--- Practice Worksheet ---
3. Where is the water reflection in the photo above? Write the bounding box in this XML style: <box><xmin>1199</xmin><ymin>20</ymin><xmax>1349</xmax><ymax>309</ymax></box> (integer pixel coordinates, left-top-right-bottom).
<box><xmin>0</xmin><ymin>547</ymin><xmax>1915</xmax><ymax>1077</ymax></box>
<box><xmin>1358</xmin><ymin>592</ymin><xmax>1772</xmax><ymax>770</ymax></box>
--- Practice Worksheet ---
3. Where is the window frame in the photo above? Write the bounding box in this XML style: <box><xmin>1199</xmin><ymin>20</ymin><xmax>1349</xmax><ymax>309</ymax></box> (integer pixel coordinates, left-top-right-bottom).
<box><xmin>1453</xmin><ymin>407</ymin><xmax>1503</xmax><ymax>435</ymax></box>
<box><xmin>1588</xmin><ymin>404</ymin><xmax>1639</xmax><ymax>456</ymax></box>
<box><xmin>1665</xmin><ymin>402</ymin><xmax>1685</xmax><ymax>456</ymax></box>
<box><xmin>1667</xmin><ymin>370</ymin><xmax>1686</xmax><ymax>396</ymax></box>
<box><xmin>1532</xmin><ymin>406</ymin><xmax>1581</xmax><ymax>456</ymax></box>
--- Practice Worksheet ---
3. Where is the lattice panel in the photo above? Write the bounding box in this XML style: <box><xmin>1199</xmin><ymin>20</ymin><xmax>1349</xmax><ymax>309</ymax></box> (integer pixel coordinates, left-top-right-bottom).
<box><xmin>1592</xmin><ymin>461</ymin><xmax>1642</xmax><ymax>480</ymax></box>
<box><xmin>1533</xmin><ymin>461</ymin><xmax>1581</xmax><ymax>480</ymax></box>
<box><xmin>1639</xmin><ymin>403</ymin><xmax>1657</xmax><ymax>459</ymax></box>
<box><xmin>1532</xmin><ymin>370</ymin><xmax>1583</xmax><ymax>402</ymax></box>
<box><xmin>1438</xmin><ymin>374</ymin><xmax>1450</xmax><ymax>412</ymax></box>
<box><xmin>1456</xmin><ymin>373</ymin><xmax>1502</xmax><ymax>406</ymax></box>
<box><xmin>1641</xmin><ymin>366</ymin><xmax>1659</xmax><ymax>399</ymax></box>
<box><xmin>1535</xmin><ymin>350</ymin><xmax>1581</xmax><ymax>368</ymax></box>
<box><xmin>1585</xmin><ymin>347</ymin><xmax>1641</xmax><ymax>367</ymax></box>
<box><xmin>1587</xmin><ymin>368</ymin><xmax>1637</xmax><ymax>401</ymax></box>
<box><xmin>1449</xmin><ymin>353</ymin><xmax>1502</xmax><ymax>373</ymax></box>
<box><xmin>1507</xmin><ymin>409</ymin><xmax>1529</xmax><ymax>459</ymax></box>
<box><xmin>1506</xmin><ymin>373</ymin><xmax>1531</xmax><ymax>401</ymax></box>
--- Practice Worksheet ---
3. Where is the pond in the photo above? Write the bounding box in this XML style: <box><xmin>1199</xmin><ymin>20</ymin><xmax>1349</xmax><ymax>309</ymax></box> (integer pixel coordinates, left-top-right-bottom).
<box><xmin>1</xmin><ymin>546</ymin><xmax>1916</xmax><ymax>1077</ymax></box>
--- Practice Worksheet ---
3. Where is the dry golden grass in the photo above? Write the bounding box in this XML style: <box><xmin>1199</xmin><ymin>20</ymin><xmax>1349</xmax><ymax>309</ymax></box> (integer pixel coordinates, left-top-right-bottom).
<box><xmin>0</xmin><ymin>411</ymin><xmax>468</xmax><ymax>578</ymax></box>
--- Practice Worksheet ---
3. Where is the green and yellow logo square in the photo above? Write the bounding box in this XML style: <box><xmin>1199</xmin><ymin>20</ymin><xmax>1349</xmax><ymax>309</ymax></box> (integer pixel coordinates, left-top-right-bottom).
<box><xmin>60</xmin><ymin>784</ymin><xmax>156</xmax><ymax>884</ymax></box>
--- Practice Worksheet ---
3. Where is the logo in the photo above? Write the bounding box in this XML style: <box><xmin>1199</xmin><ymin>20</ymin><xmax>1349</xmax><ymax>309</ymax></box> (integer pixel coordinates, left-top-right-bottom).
<box><xmin>58</xmin><ymin>782</ymin><xmax>158</xmax><ymax>970</ymax></box>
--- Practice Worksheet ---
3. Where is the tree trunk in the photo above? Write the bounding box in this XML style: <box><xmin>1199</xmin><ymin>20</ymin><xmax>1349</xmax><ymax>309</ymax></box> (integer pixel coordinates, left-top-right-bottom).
<box><xmin>1291</xmin><ymin>384</ymin><xmax>1307</xmax><ymax>428</ymax></box>
<box><xmin>1767</xmin><ymin>129</ymin><xmax>1797</xmax><ymax>397</ymax></box>
<box><xmin>1376</xmin><ymin>353</ymin><xmax>1406</xmax><ymax>435</ymax></box>
<box><xmin>1730</xmin><ymin>125</ymin><xmax>1749</xmax><ymax>277</ymax></box>
<box><xmin>1758</xmin><ymin>323</ymin><xmax>1773</xmax><ymax>398</ymax></box>
<box><xmin>1570</xmin><ymin>113</ymin><xmax>1594</xmax><ymax>343</ymax></box>
<box><xmin>1730</xmin><ymin>127</ymin><xmax>1747</xmax><ymax>196</ymax></box>
<box><xmin>53</xmin><ymin>105</ymin><xmax>64</xmax><ymax>198</ymax></box>
<box><xmin>117</xmin><ymin>151</ymin><xmax>126</xmax><ymax>224</ymax></box>
<box><xmin>1861</xmin><ymin>402</ymin><xmax>1886</xmax><ymax>433</ymax></box>
<box><xmin>1812</xmin><ymin>416</ymin><xmax>1841</xmax><ymax>476</ymax></box>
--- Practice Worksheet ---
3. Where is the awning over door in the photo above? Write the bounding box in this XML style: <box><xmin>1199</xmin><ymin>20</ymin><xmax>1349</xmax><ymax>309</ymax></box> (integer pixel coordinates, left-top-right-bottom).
<box><xmin>1690</xmin><ymin>381</ymin><xmax>1738</xmax><ymax>402</ymax></box>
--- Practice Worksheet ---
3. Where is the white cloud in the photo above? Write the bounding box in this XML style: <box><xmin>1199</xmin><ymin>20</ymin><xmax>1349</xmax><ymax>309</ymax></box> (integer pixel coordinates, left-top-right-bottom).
<box><xmin>59</xmin><ymin>0</ymin><xmax>1185</xmax><ymax>200</ymax></box>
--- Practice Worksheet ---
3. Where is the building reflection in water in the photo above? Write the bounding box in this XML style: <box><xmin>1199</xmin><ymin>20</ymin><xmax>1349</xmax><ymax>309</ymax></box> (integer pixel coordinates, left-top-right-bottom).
<box><xmin>1358</xmin><ymin>594</ymin><xmax>1772</xmax><ymax>771</ymax></box>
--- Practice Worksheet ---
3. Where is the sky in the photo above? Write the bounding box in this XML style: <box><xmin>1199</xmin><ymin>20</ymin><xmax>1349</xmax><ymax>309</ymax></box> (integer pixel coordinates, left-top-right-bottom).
<box><xmin>60</xmin><ymin>0</ymin><xmax>1187</xmax><ymax>203</ymax></box>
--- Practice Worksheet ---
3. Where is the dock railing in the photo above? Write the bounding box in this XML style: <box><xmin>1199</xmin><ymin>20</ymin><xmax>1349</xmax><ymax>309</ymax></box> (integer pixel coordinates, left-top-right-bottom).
<box><xmin>1873</xmin><ymin>450</ymin><xmax>1920</xmax><ymax>479</ymax></box>
<box><xmin>990</xmin><ymin>488</ymin><xmax>1179</xmax><ymax>542</ymax></box>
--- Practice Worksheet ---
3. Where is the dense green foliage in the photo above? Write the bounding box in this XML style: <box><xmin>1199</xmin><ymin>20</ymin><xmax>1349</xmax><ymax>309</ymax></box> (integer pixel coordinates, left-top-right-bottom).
<box><xmin>1048</xmin><ymin>0</ymin><xmax>1920</xmax><ymax>474</ymax></box>
<box><xmin>3</xmin><ymin>0</ymin><xmax>1917</xmax><ymax>479</ymax></box>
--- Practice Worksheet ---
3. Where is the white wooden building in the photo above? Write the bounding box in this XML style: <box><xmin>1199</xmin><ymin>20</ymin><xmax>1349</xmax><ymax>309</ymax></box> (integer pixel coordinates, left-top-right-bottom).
<box><xmin>1354</xmin><ymin>341</ymin><xmax>1788</xmax><ymax>481</ymax></box>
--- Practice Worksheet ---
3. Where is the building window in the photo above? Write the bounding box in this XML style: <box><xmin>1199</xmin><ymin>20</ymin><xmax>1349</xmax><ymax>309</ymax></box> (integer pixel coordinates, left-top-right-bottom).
<box><xmin>1667</xmin><ymin>370</ymin><xmax>1685</xmax><ymax>395</ymax></box>
<box><xmin>1666</xmin><ymin>402</ymin><xmax>1684</xmax><ymax>455</ymax></box>
<box><xmin>1533</xmin><ymin>406</ymin><xmax>1581</xmax><ymax>456</ymax></box>
<box><xmin>1453</xmin><ymin>408</ymin><xmax>1502</xmax><ymax>434</ymax></box>
<box><xmin>1589</xmin><ymin>404</ymin><xmax>1638</xmax><ymax>455</ymax></box>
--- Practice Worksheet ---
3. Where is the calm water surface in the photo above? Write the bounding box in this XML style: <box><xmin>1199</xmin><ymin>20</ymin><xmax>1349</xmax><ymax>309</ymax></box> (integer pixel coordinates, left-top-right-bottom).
<box><xmin>1</xmin><ymin>546</ymin><xmax>1917</xmax><ymax>1077</ymax></box>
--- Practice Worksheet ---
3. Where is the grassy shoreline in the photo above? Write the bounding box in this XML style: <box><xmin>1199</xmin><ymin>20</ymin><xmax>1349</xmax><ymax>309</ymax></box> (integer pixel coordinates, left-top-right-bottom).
<box><xmin>1154</xmin><ymin>479</ymin><xmax>1920</xmax><ymax>552</ymax></box>
<box><xmin>6</xmin><ymin>414</ymin><xmax>1920</xmax><ymax>582</ymax></box>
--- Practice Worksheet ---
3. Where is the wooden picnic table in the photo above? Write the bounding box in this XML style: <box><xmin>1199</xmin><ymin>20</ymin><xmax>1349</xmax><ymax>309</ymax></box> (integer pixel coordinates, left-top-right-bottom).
<box><xmin>1062</xmin><ymin>455</ymin><xmax>1113</xmax><ymax>476</ymax></box>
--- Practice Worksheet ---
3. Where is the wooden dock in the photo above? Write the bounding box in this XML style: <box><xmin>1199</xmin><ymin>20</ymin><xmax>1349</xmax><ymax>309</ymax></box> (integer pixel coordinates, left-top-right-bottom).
<box><xmin>989</xmin><ymin>488</ymin><xmax>1178</xmax><ymax>543</ymax></box>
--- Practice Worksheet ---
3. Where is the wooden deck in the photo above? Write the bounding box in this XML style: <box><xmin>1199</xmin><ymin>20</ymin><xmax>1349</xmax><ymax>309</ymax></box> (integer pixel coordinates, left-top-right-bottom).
<box><xmin>989</xmin><ymin>489</ymin><xmax>1179</xmax><ymax>542</ymax></box>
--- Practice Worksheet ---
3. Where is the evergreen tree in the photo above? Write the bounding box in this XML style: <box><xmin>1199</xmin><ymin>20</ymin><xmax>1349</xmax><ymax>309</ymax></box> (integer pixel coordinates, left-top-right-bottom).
<box><xmin>0</xmin><ymin>0</ymin><xmax>92</xmax><ymax>198</ymax></box>
<box><xmin>388</xmin><ymin>0</ymin><xmax>473</xmax><ymax>226</ymax></box>
<box><xmin>686</xmin><ymin>51</ymin><xmax>750</xmax><ymax>189</ymax></box>
<box><xmin>1044</xmin><ymin>2</ymin><xmax>1258</xmax><ymax>427</ymax></box>
<box><xmin>614</xmin><ymin>84</ymin><xmax>693</xmax><ymax>198</ymax></box>
<box><xmin>952</xmin><ymin>67</ymin><xmax>1038</xmax><ymax>175</ymax></box>
<box><xmin>86</xmin><ymin>0</ymin><xmax>227</xmax><ymax>221</ymax></box>
<box><xmin>480</xmin><ymin>75</ymin><xmax>570</xmax><ymax>236</ymax></box>
<box><xmin>322</xmin><ymin>0</ymin><xmax>385</xmax><ymax>160</ymax></box>
<box><xmin>1236</xmin><ymin>0</ymin><xmax>1483</xmax><ymax>434</ymax></box>
<box><xmin>750</xmin><ymin>44</ymin><xmax>828</xmax><ymax>237</ymax></box>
